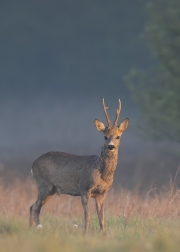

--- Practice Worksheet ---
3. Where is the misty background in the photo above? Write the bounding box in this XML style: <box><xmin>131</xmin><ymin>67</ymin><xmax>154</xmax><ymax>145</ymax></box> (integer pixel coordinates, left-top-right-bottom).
<box><xmin>0</xmin><ymin>0</ymin><xmax>179</xmax><ymax>190</ymax></box>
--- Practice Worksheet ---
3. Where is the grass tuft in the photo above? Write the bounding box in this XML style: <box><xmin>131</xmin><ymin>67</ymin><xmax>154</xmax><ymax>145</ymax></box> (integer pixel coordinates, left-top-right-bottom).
<box><xmin>0</xmin><ymin>177</ymin><xmax>180</xmax><ymax>251</ymax></box>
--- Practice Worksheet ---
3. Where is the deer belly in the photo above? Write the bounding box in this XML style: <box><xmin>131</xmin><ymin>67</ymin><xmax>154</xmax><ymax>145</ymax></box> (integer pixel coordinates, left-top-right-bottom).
<box><xmin>55</xmin><ymin>176</ymin><xmax>81</xmax><ymax>196</ymax></box>
<box><xmin>54</xmin><ymin>168</ymin><xmax>82</xmax><ymax>196</ymax></box>
<box><xmin>56</xmin><ymin>184</ymin><xmax>81</xmax><ymax>196</ymax></box>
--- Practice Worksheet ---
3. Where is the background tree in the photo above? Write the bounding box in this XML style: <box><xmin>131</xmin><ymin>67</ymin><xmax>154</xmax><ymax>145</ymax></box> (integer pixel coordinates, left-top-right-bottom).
<box><xmin>125</xmin><ymin>0</ymin><xmax>180</xmax><ymax>141</ymax></box>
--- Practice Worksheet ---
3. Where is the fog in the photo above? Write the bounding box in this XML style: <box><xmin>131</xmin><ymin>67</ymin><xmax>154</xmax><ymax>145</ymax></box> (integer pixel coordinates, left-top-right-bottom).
<box><xmin>0</xmin><ymin>1</ymin><xmax>179</xmax><ymax>190</ymax></box>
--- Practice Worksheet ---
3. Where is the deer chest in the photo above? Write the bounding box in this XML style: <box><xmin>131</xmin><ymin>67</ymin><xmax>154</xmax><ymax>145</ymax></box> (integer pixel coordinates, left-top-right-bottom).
<box><xmin>91</xmin><ymin>180</ymin><xmax>112</xmax><ymax>198</ymax></box>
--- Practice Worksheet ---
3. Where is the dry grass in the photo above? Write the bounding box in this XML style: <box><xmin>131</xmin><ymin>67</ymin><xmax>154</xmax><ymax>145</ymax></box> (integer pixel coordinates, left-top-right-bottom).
<box><xmin>1</xmin><ymin>176</ymin><xmax>180</xmax><ymax>252</ymax></box>
<box><xmin>1</xmin><ymin>175</ymin><xmax>180</xmax><ymax>221</ymax></box>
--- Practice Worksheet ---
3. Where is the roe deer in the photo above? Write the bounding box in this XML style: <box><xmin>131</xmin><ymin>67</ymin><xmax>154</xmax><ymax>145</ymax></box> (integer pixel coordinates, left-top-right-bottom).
<box><xmin>29</xmin><ymin>99</ymin><xmax>129</xmax><ymax>232</ymax></box>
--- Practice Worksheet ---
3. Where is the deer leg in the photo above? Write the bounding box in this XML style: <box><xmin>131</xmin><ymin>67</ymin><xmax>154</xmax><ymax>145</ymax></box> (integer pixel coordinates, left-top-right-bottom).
<box><xmin>29</xmin><ymin>204</ymin><xmax>35</xmax><ymax>227</ymax></box>
<box><xmin>30</xmin><ymin>199</ymin><xmax>42</xmax><ymax>228</ymax></box>
<box><xmin>29</xmin><ymin>185</ymin><xmax>56</xmax><ymax>228</ymax></box>
<box><xmin>95</xmin><ymin>195</ymin><xmax>105</xmax><ymax>231</ymax></box>
<box><xmin>33</xmin><ymin>198</ymin><xmax>43</xmax><ymax>228</ymax></box>
<box><xmin>80</xmin><ymin>191</ymin><xmax>91</xmax><ymax>233</ymax></box>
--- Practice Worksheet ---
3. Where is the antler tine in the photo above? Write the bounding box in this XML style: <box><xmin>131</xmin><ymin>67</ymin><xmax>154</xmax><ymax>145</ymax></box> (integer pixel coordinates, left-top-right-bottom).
<box><xmin>102</xmin><ymin>98</ymin><xmax>112</xmax><ymax>127</ymax></box>
<box><xmin>114</xmin><ymin>99</ymin><xmax>121</xmax><ymax>126</ymax></box>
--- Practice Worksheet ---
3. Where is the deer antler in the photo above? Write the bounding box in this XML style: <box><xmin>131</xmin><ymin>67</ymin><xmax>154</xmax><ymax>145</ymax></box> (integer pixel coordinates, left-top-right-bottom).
<box><xmin>102</xmin><ymin>98</ymin><xmax>112</xmax><ymax>127</ymax></box>
<box><xmin>114</xmin><ymin>99</ymin><xmax>121</xmax><ymax>126</ymax></box>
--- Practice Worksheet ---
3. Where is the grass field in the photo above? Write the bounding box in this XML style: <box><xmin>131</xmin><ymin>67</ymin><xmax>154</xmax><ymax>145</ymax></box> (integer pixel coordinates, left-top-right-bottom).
<box><xmin>1</xmin><ymin>177</ymin><xmax>180</xmax><ymax>252</ymax></box>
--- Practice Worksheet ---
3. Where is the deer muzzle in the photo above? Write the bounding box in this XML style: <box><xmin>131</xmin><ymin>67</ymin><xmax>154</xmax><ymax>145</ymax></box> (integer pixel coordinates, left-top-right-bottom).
<box><xmin>108</xmin><ymin>144</ymin><xmax>115</xmax><ymax>151</ymax></box>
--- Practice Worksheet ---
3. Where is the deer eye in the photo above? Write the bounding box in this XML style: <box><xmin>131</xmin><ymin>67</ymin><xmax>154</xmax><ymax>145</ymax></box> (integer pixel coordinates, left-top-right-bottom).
<box><xmin>116</xmin><ymin>136</ymin><xmax>120</xmax><ymax>139</ymax></box>
<box><xmin>104</xmin><ymin>136</ymin><xmax>108</xmax><ymax>140</ymax></box>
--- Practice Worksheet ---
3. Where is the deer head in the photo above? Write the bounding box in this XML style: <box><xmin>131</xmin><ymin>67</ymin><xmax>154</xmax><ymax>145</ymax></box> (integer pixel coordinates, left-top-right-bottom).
<box><xmin>94</xmin><ymin>99</ymin><xmax>129</xmax><ymax>153</ymax></box>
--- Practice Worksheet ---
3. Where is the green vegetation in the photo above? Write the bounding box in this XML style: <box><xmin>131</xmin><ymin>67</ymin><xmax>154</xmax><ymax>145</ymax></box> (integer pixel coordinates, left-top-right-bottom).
<box><xmin>0</xmin><ymin>215</ymin><xmax>180</xmax><ymax>252</ymax></box>
<box><xmin>1</xmin><ymin>178</ymin><xmax>180</xmax><ymax>251</ymax></box>
<box><xmin>125</xmin><ymin>0</ymin><xmax>180</xmax><ymax>141</ymax></box>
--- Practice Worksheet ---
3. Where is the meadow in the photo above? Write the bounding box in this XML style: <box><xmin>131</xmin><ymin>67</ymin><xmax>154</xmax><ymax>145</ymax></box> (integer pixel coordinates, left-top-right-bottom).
<box><xmin>1</xmin><ymin>176</ymin><xmax>180</xmax><ymax>252</ymax></box>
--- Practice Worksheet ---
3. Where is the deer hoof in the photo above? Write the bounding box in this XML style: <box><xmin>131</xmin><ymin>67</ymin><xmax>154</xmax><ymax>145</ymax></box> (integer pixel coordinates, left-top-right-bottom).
<box><xmin>37</xmin><ymin>224</ymin><xmax>43</xmax><ymax>229</ymax></box>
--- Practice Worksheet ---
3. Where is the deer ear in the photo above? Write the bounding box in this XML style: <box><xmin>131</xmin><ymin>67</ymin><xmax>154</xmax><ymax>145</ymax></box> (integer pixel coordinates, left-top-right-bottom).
<box><xmin>118</xmin><ymin>118</ymin><xmax>129</xmax><ymax>132</ymax></box>
<box><xmin>94</xmin><ymin>119</ymin><xmax>106</xmax><ymax>132</ymax></box>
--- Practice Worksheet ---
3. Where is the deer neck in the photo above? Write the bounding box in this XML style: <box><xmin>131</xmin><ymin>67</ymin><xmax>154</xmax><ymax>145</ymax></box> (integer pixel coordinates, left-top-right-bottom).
<box><xmin>99</xmin><ymin>147</ymin><xmax>118</xmax><ymax>181</ymax></box>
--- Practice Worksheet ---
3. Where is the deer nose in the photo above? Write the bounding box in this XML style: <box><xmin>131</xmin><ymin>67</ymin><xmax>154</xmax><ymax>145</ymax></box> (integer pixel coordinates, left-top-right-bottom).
<box><xmin>108</xmin><ymin>145</ymin><xmax>115</xmax><ymax>150</ymax></box>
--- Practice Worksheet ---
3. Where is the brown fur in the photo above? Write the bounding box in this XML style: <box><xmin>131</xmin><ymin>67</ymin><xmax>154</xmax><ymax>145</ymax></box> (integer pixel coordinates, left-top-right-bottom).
<box><xmin>29</xmin><ymin>99</ymin><xmax>129</xmax><ymax>232</ymax></box>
